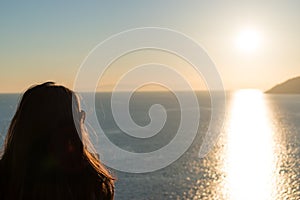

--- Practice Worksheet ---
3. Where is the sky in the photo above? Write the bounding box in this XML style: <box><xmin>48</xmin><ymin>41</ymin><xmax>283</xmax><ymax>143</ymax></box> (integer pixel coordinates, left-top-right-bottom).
<box><xmin>1</xmin><ymin>0</ymin><xmax>300</xmax><ymax>93</ymax></box>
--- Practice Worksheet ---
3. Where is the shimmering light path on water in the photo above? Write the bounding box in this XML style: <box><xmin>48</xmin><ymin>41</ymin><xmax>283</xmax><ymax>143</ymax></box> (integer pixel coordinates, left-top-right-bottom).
<box><xmin>224</xmin><ymin>90</ymin><xmax>277</xmax><ymax>199</ymax></box>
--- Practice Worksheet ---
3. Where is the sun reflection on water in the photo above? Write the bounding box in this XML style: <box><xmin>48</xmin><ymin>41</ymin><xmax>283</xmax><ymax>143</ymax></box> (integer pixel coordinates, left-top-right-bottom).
<box><xmin>225</xmin><ymin>89</ymin><xmax>277</xmax><ymax>200</ymax></box>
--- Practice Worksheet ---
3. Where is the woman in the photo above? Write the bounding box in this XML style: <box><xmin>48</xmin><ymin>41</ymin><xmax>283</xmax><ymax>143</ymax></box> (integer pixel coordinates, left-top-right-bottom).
<box><xmin>0</xmin><ymin>82</ymin><xmax>114</xmax><ymax>200</ymax></box>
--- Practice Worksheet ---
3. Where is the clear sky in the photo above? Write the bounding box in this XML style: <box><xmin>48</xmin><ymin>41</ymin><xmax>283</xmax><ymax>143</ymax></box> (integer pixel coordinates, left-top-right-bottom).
<box><xmin>1</xmin><ymin>0</ymin><xmax>300</xmax><ymax>93</ymax></box>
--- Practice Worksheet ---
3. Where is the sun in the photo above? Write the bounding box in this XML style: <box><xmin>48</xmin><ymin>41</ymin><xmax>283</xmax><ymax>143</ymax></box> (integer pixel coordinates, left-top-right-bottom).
<box><xmin>235</xmin><ymin>28</ymin><xmax>262</xmax><ymax>53</ymax></box>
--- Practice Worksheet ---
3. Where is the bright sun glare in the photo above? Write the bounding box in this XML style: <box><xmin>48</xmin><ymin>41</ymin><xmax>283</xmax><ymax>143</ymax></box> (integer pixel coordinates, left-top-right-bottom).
<box><xmin>236</xmin><ymin>29</ymin><xmax>262</xmax><ymax>53</ymax></box>
<box><xmin>226</xmin><ymin>89</ymin><xmax>277</xmax><ymax>200</ymax></box>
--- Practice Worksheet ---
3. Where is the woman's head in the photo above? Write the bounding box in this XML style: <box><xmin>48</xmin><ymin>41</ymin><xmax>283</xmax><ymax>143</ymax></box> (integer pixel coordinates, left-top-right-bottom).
<box><xmin>0</xmin><ymin>82</ymin><xmax>114</xmax><ymax>200</ymax></box>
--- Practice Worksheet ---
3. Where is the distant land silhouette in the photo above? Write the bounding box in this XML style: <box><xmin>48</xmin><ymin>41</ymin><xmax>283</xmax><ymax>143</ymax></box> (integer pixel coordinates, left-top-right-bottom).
<box><xmin>266</xmin><ymin>76</ymin><xmax>300</xmax><ymax>94</ymax></box>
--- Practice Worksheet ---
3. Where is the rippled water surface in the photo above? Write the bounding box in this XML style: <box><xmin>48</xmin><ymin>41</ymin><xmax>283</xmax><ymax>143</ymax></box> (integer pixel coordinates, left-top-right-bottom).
<box><xmin>0</xmin><ymin>91</ymin><xmax>299</xmax><ymax>199</ymax></box>
<box><xmin>112</xmin><ymin>91</ymin><xmax>299</xmax><ymax>200</ymax></box>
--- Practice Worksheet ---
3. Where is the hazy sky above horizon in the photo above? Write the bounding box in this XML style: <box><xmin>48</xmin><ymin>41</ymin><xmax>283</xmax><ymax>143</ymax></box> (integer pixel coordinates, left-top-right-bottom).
<box><xmin>1</xmin><ymin>1</ymin><xmax>300</xmax><ymax>93</ymax></box>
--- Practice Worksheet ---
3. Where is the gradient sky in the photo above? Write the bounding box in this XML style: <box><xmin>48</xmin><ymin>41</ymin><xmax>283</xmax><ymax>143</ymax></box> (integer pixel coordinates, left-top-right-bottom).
<box><xmin>1</xmin><ymin>1</ymin><xmax>300</xmax><ymax>93</ymax></box>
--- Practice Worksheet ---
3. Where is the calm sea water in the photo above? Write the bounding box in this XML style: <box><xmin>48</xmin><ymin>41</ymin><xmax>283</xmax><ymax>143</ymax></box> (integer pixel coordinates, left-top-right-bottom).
<box><xmin>0</xmin><ymin>91</ymin><xmax>299</xmax><ymax>200</ymax></box>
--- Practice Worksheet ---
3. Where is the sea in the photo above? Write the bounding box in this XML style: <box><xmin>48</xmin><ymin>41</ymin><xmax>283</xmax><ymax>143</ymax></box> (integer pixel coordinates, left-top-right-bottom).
<box><xmin>0</xmin><ymin>91</ymin><xmax>299</xmax><ymax>200</ymax></box>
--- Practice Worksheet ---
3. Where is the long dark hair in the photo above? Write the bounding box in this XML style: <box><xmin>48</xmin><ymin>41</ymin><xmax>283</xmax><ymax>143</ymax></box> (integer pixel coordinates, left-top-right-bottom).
<box><xmin>0</xmin><ymin>82</ymin><xmax>114</xmax><ymax>200</ymax></box>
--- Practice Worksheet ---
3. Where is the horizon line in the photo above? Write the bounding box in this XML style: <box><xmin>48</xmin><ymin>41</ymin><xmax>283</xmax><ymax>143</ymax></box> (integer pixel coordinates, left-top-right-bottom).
<box><xmin>0</xmin><ymin>88</ymin><xmax>264</xmax><ymax>94</ymax></box>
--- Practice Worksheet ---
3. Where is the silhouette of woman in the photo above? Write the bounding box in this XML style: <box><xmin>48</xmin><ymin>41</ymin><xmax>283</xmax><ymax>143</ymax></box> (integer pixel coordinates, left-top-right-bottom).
<box><xmin>0</xmin><ymin>82</ymin><xmax>114</xmax><ymax>200</ymax></box>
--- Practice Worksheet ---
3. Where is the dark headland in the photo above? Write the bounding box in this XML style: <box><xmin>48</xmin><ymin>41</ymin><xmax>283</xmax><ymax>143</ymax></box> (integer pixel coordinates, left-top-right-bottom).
<box><xmin>265</xmin><ymin>76</ymin><xmax>300</xmax><ymax>94</ymax></box>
